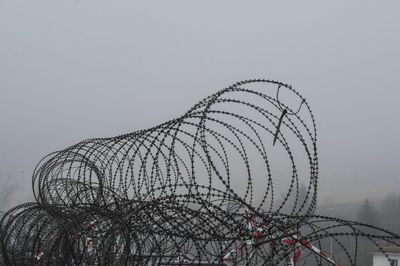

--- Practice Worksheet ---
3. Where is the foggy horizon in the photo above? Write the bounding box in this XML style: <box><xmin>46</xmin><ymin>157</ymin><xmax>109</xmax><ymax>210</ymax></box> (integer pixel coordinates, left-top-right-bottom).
<box><xmin>1</xmin><ymin>0</ymin><xmax>400</xmax><ymax>209</ymax></box>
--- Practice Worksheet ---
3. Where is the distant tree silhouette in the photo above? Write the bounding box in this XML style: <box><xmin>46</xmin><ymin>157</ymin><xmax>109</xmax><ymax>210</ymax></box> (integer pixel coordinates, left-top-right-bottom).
<box><xmin>380</xmin><ymin>192</ymin><xmax>400</xmax><ymax>234</ymax></box>
<box><xmin>354</xmin><ymin>199</ymin><xmax>380</xmax><ymax>266</ymax></box>
<box><xmin>357</xmin><ymin>198</ymin><xmax>380</xmax><ymax>226</ymax></box>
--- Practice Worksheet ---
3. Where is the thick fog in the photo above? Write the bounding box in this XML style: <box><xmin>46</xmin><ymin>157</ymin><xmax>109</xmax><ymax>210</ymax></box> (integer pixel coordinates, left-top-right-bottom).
<box><xmin>0</xmin><ymin>0</ymin><xmax>399</xmax><ymax>208</ymax></box>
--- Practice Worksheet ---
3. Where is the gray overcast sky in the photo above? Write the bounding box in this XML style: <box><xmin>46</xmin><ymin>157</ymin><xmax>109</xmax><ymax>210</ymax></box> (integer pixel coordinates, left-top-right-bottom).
<box><xmin>0</xmin><ymin>0</ymin><xmax>399</xmax><ymax>206</ymax></box>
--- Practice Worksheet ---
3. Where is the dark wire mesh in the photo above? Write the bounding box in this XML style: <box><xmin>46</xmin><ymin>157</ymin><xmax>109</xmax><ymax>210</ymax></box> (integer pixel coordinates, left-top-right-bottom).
<box><xmin>1</xmin><ymin>79</ymin><xmax>399</xmax><ymax>265</ymax></box>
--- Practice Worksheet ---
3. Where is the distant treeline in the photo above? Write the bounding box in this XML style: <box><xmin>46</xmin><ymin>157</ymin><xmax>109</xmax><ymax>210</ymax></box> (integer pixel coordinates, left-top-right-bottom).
<box><xmin>319</xmin><ymin>192</ymin><xmax>400</xmax><ymax>234</ymax></box>
<box><xmin>357</xmin><ymin>193</ymin><xmax>400</xmax><ymax>234</ymax></box>
<box><xmin>315</xmin><ymin>192</ymin><xmax>400</xmax><ymax>266</ymax></box>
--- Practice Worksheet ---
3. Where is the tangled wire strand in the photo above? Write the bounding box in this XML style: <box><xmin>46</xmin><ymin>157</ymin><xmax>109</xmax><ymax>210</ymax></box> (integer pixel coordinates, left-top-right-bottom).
<box><xmin>1</xmin><ymin>79</ymin><xmax>399</xmax><ymax>265</ymax></box>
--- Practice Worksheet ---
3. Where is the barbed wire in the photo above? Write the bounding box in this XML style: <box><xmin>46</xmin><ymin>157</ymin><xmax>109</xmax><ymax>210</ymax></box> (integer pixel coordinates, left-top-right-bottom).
<box><xmin>1</xmin><ymin>79</ymin><xmax>399</xmax><ymax>265</ymax></box>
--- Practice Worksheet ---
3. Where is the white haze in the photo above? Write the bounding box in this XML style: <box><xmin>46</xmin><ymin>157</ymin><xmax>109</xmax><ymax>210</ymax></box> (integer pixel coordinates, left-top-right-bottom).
<box><xmin>0</xmin><ymin>0</ymin><xmax>399</xmax><ymax>207</ymax></box>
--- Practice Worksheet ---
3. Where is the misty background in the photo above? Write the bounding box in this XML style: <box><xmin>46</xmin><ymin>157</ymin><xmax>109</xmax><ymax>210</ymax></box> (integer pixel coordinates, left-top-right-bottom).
<box><xmin>0</xmin><ymin>0</ymin><xmax>399</xmax><ymax>216</ymax></box>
